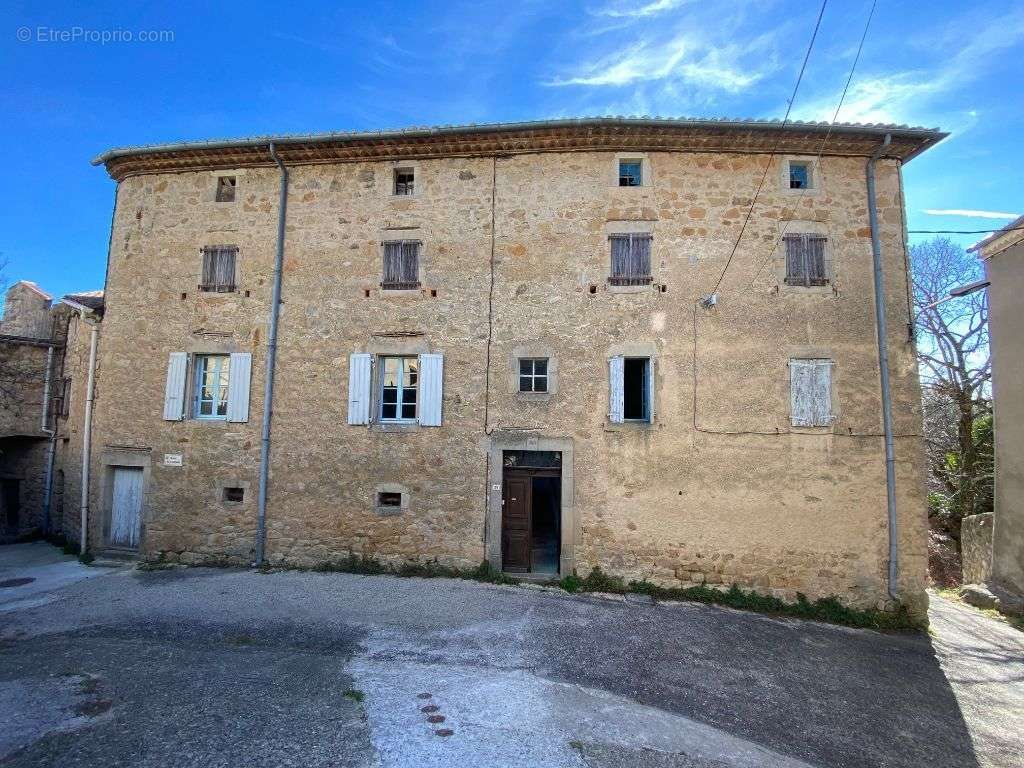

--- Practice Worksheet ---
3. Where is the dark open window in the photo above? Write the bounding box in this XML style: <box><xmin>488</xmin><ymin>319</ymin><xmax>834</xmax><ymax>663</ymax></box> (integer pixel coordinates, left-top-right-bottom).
<box><xmin>623</xmin><ymin>357</ymin><xmax>650</xmax><ymax>421</ymax></box>
<box><xmin>215</xmin><ymin>176</ymin><xmax>236</xmax><ymax>202</ymax></box>
<box><xmin>784</xmin><ymin>234</ymin><xmax>828</xmax><ymax>286</ymax></box>
<box><xmin>381</xmin><ymin>241</ymin><xmax>420</xmax><ymax>290</ymax></box>
<box><xmin>223</xmin><ymin>487</ymin><xmax>244</xmax><ymax>503</ymax></box>
<box><xmin>200</xmin><ymin>246</ymin><xmax>237</xmax><ymax>292</ymax></box>
<box><xmin>618</xmin><ymin>160</ymin><xmax>642</xmax><ymax>186</ymax></box>
<box><xmin>377</xmin><ymin>491</ymin><xmax>402</xmax><ymax>507</ymax></box>
<box><xmin>609</xmin><ymin>234</ymin><xmax>652</xmax><ymax>285</ymax></box>
<box><xmin>394</xmin><ymin>168</ymin><xmax>415</xmax><ymax>195</ymax></box>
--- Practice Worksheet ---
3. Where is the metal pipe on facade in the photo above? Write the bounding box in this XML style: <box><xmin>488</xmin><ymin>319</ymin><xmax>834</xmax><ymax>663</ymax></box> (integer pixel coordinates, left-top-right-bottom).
<box><xmin>40</xmin><ymin>344</ymin><xmax>55</xmax><ymax>534</ymax></box>
<box><xmin>80</xmin><ymin>317</ymin><xmax>99</xmax><ymax>556</ymax></box>
<box><xmin>866</xmin><ymin>133</ymin><xmax>899</xmax><ymax>602</ymax></box>
<box><xmin>255</xmin><ymin>142</ymin><xmax>288</xmax><ymax>565</ymax></box>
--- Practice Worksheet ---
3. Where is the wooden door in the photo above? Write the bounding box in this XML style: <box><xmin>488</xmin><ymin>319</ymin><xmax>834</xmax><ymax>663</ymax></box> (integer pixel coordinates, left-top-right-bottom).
<box><xmin>110</xmin><ymin>467</ymin><xmax>143</xmax><ymax>549</ymax></box>
<box><xmin>502</xmin><ymin>473</ymin><xmax>531</xmax><ymax>572</ymax></box>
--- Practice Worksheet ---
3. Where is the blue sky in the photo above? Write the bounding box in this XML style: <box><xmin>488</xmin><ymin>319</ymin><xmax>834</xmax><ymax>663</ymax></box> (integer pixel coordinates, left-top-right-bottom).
<box><xmin>2</xmin><ymin>0</ymin><xmax>1022</xmax><ymax>300</ymax></box>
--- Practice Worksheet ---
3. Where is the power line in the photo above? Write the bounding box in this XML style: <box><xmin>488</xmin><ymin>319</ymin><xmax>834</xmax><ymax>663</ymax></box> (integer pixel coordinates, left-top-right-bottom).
<box><xmin>746</xmin><ymin>0</ymin><xmax>876</xmax><ymax>291</ymax></box>
<box><xmin>908</xmin><ymin>226</ymin><xmax>1024</xmax><ymax>235</ymax></box>
<box><xmin>704</xmin><ymin>0</ymin><xmax>828</xmax><ymax>299</ymax></box>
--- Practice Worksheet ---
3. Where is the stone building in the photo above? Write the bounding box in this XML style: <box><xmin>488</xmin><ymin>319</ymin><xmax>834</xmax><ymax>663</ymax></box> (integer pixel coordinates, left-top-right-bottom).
<box><xmin>0</xmin><ymin>280</ymin><xmax>102</xmax><ymax>543</ymax></box>
<box><xmin>87</xmin><ymin>118</ymin><xmax>945</xmax><ymax>613</ymax></box>
<box><xmin>967</xmin><ymin>217</ymin><xmax>1024</xmax><ymax>609</ymax></box>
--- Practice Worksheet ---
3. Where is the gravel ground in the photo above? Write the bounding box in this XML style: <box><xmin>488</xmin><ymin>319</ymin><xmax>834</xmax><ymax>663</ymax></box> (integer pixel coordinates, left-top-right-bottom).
<box><xmin>1</xmin><ymin>544</ymin><xmax>1022</xmax><ymax>768</ymax></box>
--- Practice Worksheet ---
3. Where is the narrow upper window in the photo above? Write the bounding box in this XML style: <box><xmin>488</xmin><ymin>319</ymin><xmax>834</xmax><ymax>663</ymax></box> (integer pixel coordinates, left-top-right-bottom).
<box><xmin>788</xmin><ymin>162</ymin><xmax>811</xmax><ymax>190</ymax></box>
<box><xmin>223</xmin><ymin>487</ymin><xmax>245</xmax><ymax>503</ymax></box>
<box><xmin>518</xmin><ymin>358</ymin><xmax>548</xmax><ymax>393</ymax></box>
<box><xmin>380</xmin><ymin>356</ymin><xmax>418</xmax><ymax>422</ymax></box>
<box><xmin>215</xmin><ymin>176</ymin><xmax>236</xmax><ymax>202</ymax></box>
<box><xmin>623</xmin><ymin>357</ymin><xmax>651</xmax><ymax>421</ymax></box>
<box><xmin>200</xmin><ymin>246</ymin><xmax>237</xmax><ymax>292</ymax></box>
<box><xmin>618</xmin><ymin>160</ymin><xmax>642</xmax><ymax>187</ymax></box>
<box><xmin>609</xmin><ymin>233</ymin><xmax>653</xmax><ymax>285</ymax></box>
<box><xmin>59</xmin><ymin>377</ymin><xmax>71</xmax><ymax>419</ymax></box>
<box><xmin>784</xmin><ymin>234</ymin><xmax>828</xmax><ymax>286</ymax></box>
<box><xmin>377</xmin><ymin>491</ymin><xmax>402</xmax><ymax>507</ymax></box>
<box><xmin>193</xmin><ymin>354</ymin><xmax>231</xmax><ymax>419</ymax></box>
<box><xmin>382</xmin><ymin>240</ymin><xmax>420</xmax><ymax>290</ymax></box>
<box><xmin>394</xmin><ymin>168</ymin><xmax>415</xmax><ymax>196</ymax></box>
<box><xmin>790</xmin><ymin>359</ymin><xmax>832</xmax><ymax>426</ymax></box>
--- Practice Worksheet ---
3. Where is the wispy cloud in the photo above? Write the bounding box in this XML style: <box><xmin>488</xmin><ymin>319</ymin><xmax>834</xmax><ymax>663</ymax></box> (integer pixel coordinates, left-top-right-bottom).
<box><xmin>594</xmin><ymin>0</ymin><xmax>690</xmax><ymax>19</ymax></box>
<box><xmin>796</xmin><ymin>10</ymin><xmax>1024</xmax><ymax>126</ymax></box>
<box><xmin>923</xmin><ymin>209</ymin><xmax>1020</xmax><ymax>219</ymax></box>
<box><xmin>545</xmin><ymin>33</ymin><xmax>773</xmax><ymax>92</ymax></box>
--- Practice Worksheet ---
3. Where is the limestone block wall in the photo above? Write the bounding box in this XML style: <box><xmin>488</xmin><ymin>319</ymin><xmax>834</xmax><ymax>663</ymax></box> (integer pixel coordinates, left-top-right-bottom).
<box><xmin>960</xmin><ymin>513</ymin><xmax>993</xmax><ymax>585</ymax></box>
<box><xmin>88</xmin><ymin>149</ymin><xmax>929</xmax><ymax>612</ymax></box>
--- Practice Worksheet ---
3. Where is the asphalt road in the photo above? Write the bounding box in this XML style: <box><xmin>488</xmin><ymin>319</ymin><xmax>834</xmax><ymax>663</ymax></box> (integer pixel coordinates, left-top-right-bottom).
<box><xmin>1</xmin><ymin>543</ymin><xmax>1021</xmax><ymax>767</ymax></box>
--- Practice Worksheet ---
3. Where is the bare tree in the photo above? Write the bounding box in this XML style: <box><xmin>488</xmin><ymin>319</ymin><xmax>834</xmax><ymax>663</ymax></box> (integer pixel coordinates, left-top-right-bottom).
<box><xmin>911</xmin><ymin>237</ymin><xmax>991</xmax><ymax>539</ymax></box>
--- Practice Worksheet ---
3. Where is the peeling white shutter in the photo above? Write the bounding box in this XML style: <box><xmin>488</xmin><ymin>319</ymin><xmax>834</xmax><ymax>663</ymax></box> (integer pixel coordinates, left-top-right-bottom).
<box><xmin>226</xmin><ymin>353</ymin><xmax>252</xmax><ymax>423</ymax></box>
<box><xmin>418</xmin><ymin>353</ymin><xmax>444</xmax><ymax>427</ymax></box>
<box><xmin>162</xmin><ymin>352</ymin><xmax>188</xmax><ymax>421</ymax></box>
<box><xmin>791</xmin><ymin>359</ymin><xmax>832</xmax><ymax>426</ymax></box>
<box><xmin>347</xmin><ymin>353</ymin><xmax>373</xmax><ymax>425</ymax></box>
<box><xmin>609</xmin><ymin>355</ymin><xmax>625</xmax><ymax>424</ymax></box>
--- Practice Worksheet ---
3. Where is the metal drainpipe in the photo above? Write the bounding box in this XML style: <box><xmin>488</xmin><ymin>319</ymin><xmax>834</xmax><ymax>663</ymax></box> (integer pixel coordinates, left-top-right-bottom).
<box><xmin>866</xmin><ymin>133</ymin><xmax>899</xmax><ymax>602</ymax></box>
<box><xmin>40</xmin><ymin>344</ymin><xmax>56</xmax><ymax>534</ymax></box>
<box><xmin>255</xmin><ymin>142</ymin><xmax>288</xmax><ymax>566</ymax></box>
<box><xmin>80</xmin><ymin>315</ymin><xmax>99</xmax><ymax>556</ymax></box>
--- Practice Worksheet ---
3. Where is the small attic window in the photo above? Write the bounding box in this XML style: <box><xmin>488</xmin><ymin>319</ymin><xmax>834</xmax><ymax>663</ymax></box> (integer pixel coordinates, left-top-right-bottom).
<box><xmin>216</xmin><ymin>176</ymin><xmax>236</xmax><ymax>202</ymax></box>
<box><xmin>377</xmin><ymin>491</ymin><xmax>402</xmax><ymax>507</ymax></box>
<box><xmin>788</xmin><ymin>162</ymin><xmax>811</xmax><ymax>190</ymax></box>
<box><xmin>223</xmin><ymin>487</ymin><xmax>244</xmax><ymax>503</ymax></box>
<box><xmin>394</xmin><ymin>168</ymin><xmax>415</xmax><ymax>196</ymax></box>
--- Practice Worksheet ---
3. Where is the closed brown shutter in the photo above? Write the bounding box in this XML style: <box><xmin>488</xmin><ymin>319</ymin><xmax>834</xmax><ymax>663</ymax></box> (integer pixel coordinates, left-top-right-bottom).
<box><xmin>382</xmin><ymin>241</ymin><xmax>421</xmax><ymax>289</ymax></box>
<box><xmin>609</xmin><ymin>234</ymin><xmax>652</xmax><ymax>285</ymax></box>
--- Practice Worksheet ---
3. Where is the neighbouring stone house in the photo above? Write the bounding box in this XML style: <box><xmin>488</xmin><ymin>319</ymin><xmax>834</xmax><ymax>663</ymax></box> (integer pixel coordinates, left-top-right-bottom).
<box><xmin>0</xmin><ymin>280</ymin><xmax>102</xmax><ymax>544</ymax></box>
<box><xmin>969</xmin><ymin>218</ymin><xmax>1024</xmax><ymax>603</ymax></box>
<box><xmin>84</xmin><ymin>118</ymin><xmax>945</xmax><ymax>614</ymax></box>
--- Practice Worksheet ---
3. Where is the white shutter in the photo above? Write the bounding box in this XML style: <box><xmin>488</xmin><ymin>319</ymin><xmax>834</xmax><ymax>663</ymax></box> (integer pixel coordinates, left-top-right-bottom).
<box><xmin>162</xmin><ymin>352</ymin><xmax>188</xmax><ymax>421</ymax></box>
<box><xmin>608</xmin><ymin>355</ymin><xmax>625</xmax><ymax>424</ymax></box>
<box><xmin>791</xmin><ymin>359</ymin><xmax>832</xmax><ymax>426</ymax></box>
<box><xmin>418</xmin><ymin>353</ymin><xmax>444</xmax><ymax>427</ymax></box>
<box><xmin>347</xmin><ymin>353</ymin><xmax>373</xmax><ymax>425</ymax></box>
<box><xmin>226</xmin><ymin>353</ymin><xmax>252</xmax><ymax>423</ymax></box>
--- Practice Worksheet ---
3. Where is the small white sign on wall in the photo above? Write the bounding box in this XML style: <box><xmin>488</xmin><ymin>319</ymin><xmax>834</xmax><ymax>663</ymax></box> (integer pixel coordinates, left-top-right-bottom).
<box><xmin>163</xmin><ymin>453</ymin><xmax>183</xmax><ymax>467</ymax></box>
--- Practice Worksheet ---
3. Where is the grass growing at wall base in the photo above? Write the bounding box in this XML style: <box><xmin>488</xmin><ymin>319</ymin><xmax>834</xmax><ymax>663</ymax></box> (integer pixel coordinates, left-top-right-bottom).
<box><xmin>247</xmin><ymin>553</ymin><xmax>923</xmax><ymax>631</ymax></box>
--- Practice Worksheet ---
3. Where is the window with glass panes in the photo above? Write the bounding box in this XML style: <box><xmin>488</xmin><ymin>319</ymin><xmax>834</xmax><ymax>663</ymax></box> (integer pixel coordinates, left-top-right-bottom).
<box><xmin>518</xmin><ymin>358</ymin><xmax>548</xmax><ymax>393</ymax></box>
<box><xmin>380</xmin><ymin>356</ymin><xmax>418</xmax><ymax>421</ymax></box>
<box><xmin>193</xmin><ymin>354</ymin><xmax>230</xmax><ymax>419</ymax></box>
<box><xmin>618</xmin><ymin>160</ymin><xmax>642</xmax><ymax>186</ymax></box>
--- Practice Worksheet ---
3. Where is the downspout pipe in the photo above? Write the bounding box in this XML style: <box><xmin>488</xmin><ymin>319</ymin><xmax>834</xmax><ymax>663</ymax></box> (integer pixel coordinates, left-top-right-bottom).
<box><xmin>866</xmin><ymin>133</ymin><xmax>899</xmax><ymax>602</ymax></box>
<box><xmin>255</xmin><ymin>142</ymin><xmax>288</xmax><ymax>566</ymax></box>
<box><xmin>80</xmin><ymin>314</ymin><xmax>100</xmax><ymax>556</ymax></box>
<box><xmin>40</xmin><ymin>344</ymin><xmax>56</xmax><ymax>534</ymax></box>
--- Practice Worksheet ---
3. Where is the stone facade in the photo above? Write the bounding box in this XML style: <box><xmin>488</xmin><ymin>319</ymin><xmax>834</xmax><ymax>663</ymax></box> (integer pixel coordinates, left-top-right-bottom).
<box><xmin>972</xmin><ymin>219</ymin><xmax>1024</xmax><ymax>597</ymax></box>
<box><xmin>87</xmin><ymin>121</ymin><xmax>938</xmax><ymax>614</ymax></box>
<box><xmin>0</xmin><ymin>281</ymin><xmax>100</xmax><ymax>542</ymax></box>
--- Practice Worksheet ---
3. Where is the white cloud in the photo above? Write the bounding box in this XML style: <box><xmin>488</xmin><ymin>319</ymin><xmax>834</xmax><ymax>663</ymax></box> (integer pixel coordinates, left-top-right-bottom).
<box><xmin>923</xmin><ymin>209</ymin><xmax>1019</xmax><ymax>220</ymax></box>
<box><xmin>796</xmin><ymin>11</ymin><xmax>1024</xmax><ymax>126</ymax></box>
<box><xmin>595</xmin><ymin>0</ymin><xmax>689</xmax><ymax>19</ymax></box>
<box><xmin>545</xmin><ymin>33</ymin><xmax>770</xmax><ymax>92</ymax></box>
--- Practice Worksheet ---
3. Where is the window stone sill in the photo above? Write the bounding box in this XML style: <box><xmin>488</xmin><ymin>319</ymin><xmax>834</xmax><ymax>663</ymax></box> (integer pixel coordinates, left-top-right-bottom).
<box><xmin>604</xmin><ymin>420</ymin><xmax>658</xmax><ymax>432</ymax></box>
<box><xmin>606</xmin><ymin>283</ymin><xmax>655</xmax><ymax>295</ymax></box>
<box><xmin>374</xmin><ymin>506</ymin><xmax>404</xmax><ymax>517</ymax></box>
<box><xmin>371</xmin><ymin>422</ymin><xmax>421</xmax><ymax>433</ymax></box>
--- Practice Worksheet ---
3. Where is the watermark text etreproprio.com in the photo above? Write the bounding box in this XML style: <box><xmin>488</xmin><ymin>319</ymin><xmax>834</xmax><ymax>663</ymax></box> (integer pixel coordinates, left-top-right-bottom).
<box><xmin>16</xmin><ymin>26</ymin><xmax>175</xmax><ymax>44</ymax></box>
